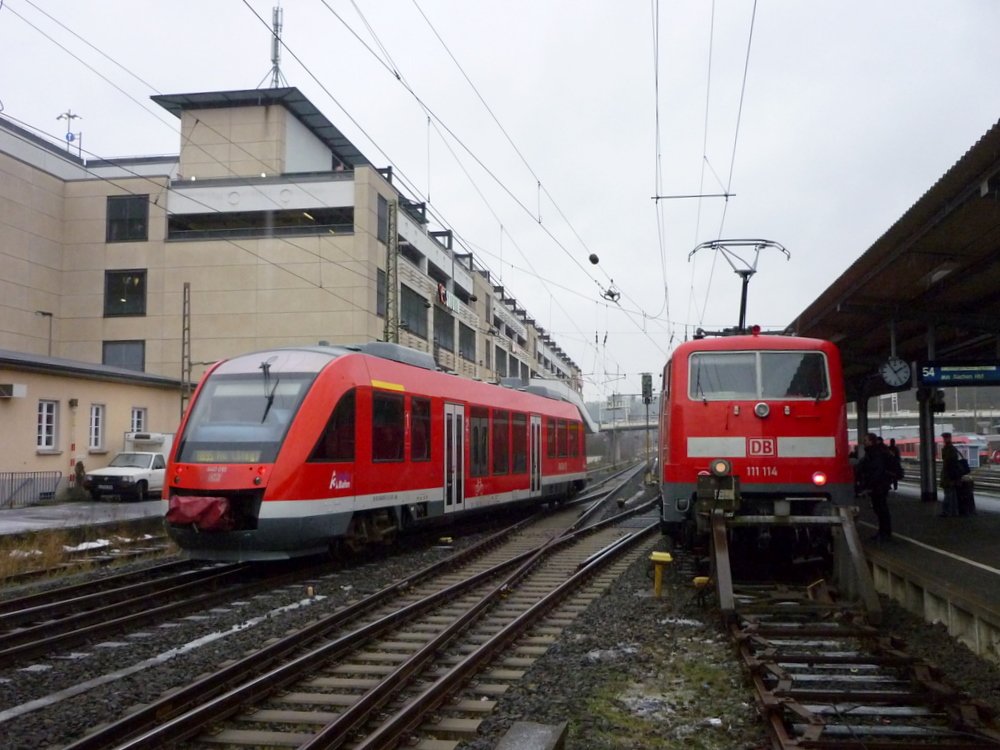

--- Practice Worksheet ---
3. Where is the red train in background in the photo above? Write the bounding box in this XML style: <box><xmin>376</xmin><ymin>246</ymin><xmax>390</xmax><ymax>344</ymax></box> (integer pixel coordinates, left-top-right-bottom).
<box><xmin>658</xmin><ymin>330</ymin><xmax>855</xmax><ymax>561</ymax></box>
<box><xmin>165</xmin><ymin>342</ymin><xmax>589</xmax><ymax>560</ymax></box>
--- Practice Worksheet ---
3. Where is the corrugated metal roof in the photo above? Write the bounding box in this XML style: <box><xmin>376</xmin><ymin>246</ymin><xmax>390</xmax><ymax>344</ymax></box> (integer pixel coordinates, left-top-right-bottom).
<box><xmin>790</xmin><ymin>119</ymin><xmax>1000</xmax><ymax>399</ymax></box>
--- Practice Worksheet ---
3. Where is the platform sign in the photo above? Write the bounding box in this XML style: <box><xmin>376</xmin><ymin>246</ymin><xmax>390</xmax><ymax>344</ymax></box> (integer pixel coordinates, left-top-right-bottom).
<box><xmin>918</xmin><ymin>362</ymin><xmax>1000</xmax><ymax>386</ymax></box>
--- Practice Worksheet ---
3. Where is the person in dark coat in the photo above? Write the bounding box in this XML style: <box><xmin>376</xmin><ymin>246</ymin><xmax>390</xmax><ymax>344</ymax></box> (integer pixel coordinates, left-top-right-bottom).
<box><xmin>856</xmin><ymin>432</ymin><xmax>893</xmax><ymax>541</ymax></box>
<box><xmin>940</xmin><ymin>432</ymin><xmax>960</xmax><ymax>517</ymax></box>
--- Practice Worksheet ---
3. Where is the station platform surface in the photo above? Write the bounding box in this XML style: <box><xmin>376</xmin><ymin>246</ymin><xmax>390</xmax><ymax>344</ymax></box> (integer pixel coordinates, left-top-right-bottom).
<box><xmin>856</xmin><ymin>482</ymin><xmax>1000</xmax><ymax>613</ymax></box>
<box><xmin>0</xmin><ymin>499</ymin><xmax>164</xmax><ymax>536</ymax></box>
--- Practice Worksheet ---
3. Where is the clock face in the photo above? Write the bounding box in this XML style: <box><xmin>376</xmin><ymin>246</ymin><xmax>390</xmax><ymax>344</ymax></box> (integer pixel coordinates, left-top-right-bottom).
<box><xmin>879</xmin><ymin>357</ymin><xmax>910</xmax><ymax>387</ymax></box>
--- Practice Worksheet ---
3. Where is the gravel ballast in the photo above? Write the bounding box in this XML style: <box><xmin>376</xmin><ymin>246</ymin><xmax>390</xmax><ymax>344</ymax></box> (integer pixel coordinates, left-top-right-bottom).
<box><xmin>2</xmin><ymin>532</ymin><xmax>999</xmax><ymax>749</ymax></box>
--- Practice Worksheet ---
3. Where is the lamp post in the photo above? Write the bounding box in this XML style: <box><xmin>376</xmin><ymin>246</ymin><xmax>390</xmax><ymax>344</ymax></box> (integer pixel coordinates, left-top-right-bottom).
<box><xmin>35</xmin><ymin>310</ymin><xmax>53</xmax><ymax>356</ymax></box>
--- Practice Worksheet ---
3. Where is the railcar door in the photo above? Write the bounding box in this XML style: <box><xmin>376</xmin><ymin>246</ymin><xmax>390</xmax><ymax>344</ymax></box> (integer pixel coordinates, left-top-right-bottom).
<box><xmin>530</xmin><ymin>414</ymin><xmax>542</xmax><ymax>494</ymax></box>
<box><xmin>444</xmin><ymin>403</ymin><xmax>465</xmax><ymax>511</ymax></box>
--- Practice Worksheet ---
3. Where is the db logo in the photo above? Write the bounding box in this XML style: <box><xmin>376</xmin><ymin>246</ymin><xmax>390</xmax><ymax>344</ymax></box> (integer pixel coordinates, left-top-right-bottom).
<box><xmin>748</xmin><ymin>438</ymin><xmax>776</xmax><ymax>456</ymax></box>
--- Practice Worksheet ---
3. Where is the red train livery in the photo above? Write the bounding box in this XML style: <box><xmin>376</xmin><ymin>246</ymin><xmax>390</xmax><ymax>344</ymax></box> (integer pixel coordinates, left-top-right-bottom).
<box><xmin>658</xmin><ymin>331</ymin><xmax>855</xmax><ymax>548</ymax></box>
<box><xmin>165</xmin><ymin>343</ymin><xmax>589</xmax><ymax>560</ymax></box>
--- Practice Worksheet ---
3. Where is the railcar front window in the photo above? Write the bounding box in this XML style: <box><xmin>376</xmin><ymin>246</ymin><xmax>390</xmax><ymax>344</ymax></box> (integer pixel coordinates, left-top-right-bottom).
<box><xmin>177</xmin><ymin>374</ymin><xmax>314</xmax><ymax>463</ymax></box>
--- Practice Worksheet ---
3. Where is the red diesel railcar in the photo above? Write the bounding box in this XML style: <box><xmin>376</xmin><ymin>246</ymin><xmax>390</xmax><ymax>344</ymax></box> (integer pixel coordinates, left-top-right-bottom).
<box><xmin>165</xmin><ymin>342</ymin><xmax>588</xmax><ymax>560</ymax></box>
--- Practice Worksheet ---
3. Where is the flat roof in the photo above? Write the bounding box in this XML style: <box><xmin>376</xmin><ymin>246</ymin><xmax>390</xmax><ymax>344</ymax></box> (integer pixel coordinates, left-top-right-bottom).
<box><xmin>0</xmin><ymin>349</ymin><xmax>181</xmax><ymax>388</ymax></box>
<box><xmin>790</xmin><ymin>118</ymin><xmax>1000</xmax><ymax>400</ymax></box>
<box><xmin>152</xmin><ymin>87</ymin><xmax>372</xmax><ymax>169</ymax></box>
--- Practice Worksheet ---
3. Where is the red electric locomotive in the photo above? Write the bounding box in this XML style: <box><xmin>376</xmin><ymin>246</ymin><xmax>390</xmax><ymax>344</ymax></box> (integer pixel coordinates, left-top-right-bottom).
<box><xmin>658</xmin><ymin>330</ymin><xmax>855</xmax><ymax>562</ymax></box>
<box><xmin>165</xmin><ymin>342</ymin><xmax>589</xmax><ymax>560</ymax></box>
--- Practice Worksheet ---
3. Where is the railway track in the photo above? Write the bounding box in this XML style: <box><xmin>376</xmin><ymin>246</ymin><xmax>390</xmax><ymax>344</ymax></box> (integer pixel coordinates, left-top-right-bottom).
<box><xmin>702</xmin><ymin>507</ymin><xmax>1000</xmax><ymax>748</ymax></box>
<box><xmin>732</xmin><ymin>583</ymin><xmax>1000</xmax><ymax>748</ymax></box>
<box><xmin>64</xmin><ymin>481</ymin><xmax>657</xmax><ymax>750</ymax></box>
<box><xmin>0</xmin><ymin>559</ymin><xmax>316</xmax><ymax>667</ymax></box>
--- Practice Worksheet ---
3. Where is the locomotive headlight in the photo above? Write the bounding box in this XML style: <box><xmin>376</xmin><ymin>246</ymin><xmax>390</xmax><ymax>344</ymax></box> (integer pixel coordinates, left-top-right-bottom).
<box><xmin>812</xmin><ymin>471</ymin><xmax>828</xmax><ymax>486</ymax></box>
<box><xmin>710</xmin><ymin>459</ymin><xmax>731</xmax><ymax>477</ymax></box>
<box><xmin>754</xmin><ymin>402</ymin><xmax>770</xmax><ymax>418</ymax></box>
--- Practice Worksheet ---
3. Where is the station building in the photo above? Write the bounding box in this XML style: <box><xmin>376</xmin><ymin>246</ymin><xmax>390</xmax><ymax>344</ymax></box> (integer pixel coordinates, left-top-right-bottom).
<box><xmin>0</xmin><ymin>87</ymin><xmax>582</xmax><ymax>488</ymax></box>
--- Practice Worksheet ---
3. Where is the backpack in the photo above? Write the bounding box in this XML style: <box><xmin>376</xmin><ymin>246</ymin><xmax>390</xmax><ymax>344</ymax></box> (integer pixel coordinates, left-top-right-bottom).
<box><xmin>957</xmin><ymin>456</ymin><xmax>971</xmax><ymax>477</ymax></box>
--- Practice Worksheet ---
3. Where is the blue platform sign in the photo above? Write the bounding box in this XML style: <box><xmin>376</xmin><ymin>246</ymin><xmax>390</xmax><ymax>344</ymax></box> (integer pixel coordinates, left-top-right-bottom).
<box><xmin>918</xmin><ymin>362</ymin><xmax>1000</xmax><ymax>386</ymax></box>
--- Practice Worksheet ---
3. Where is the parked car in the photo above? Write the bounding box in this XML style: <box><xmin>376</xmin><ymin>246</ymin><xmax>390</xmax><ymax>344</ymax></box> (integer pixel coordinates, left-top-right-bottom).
<box><xmin>85</xmin><ymin>452</ymin><xmax>167</xmax><ymax>501</ymax></box>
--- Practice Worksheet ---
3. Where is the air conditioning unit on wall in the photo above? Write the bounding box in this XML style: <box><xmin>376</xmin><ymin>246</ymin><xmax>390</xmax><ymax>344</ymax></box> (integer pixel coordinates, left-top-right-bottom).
<box><xmin>0</xmin><ymin>384</ymin><xmax>27</xmax><ymax>398</ymax></box>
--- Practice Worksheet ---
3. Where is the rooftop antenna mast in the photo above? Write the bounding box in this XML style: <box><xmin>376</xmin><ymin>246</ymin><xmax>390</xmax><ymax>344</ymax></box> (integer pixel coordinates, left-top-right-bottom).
<box><xmin>688</xmin><ymin>239</ymin><xmax>789</xmax><ymax>332</ymax></box>
<box><xmin>259</xmin><ymin>5</ymin><xmax>288</xmax><ymax>88</ymax></box>
<box><xmin>57</xmin><ymin>109</ymin><xmax>83</xmax><ymax>157</ymax></box>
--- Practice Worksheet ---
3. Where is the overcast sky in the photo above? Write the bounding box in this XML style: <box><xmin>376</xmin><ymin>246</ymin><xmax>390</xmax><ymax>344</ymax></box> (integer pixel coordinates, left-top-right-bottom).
<box><xmin>2</xmin><ymin>1</ymin><xmax>998</xmax><ymax>402</ymax></box>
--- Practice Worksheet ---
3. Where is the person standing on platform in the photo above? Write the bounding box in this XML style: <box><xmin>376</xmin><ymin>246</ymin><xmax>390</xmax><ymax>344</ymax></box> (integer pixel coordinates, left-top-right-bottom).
<box><xmin>887</xmin><ymin>438</ymin><xmax>902</xmax><ymax>491</ymax></box>
<box><xmin>940</xmin><ymin>432</ymin><xmax>960</xmax><ymax>518</ymax></box>
<box><xmin>857</xmin><ymin>432</ymin><xmax>893</xmax><ymax>542</ymax></box>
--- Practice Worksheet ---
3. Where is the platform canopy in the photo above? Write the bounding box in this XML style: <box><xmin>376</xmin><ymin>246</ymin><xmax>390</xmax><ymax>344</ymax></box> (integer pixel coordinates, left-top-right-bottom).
<box><xmin>789</xmin><ymin>119</ymin><xmax>1000</xmax><ymax>402</ymax></box>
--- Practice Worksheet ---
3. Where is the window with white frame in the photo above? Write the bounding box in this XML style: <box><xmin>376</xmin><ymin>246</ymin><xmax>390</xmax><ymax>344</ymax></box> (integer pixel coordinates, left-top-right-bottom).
<box><xmin>89</xmin><ymin>404</ymin><xmax>105</xmax><ymax>450</ymax></box>
<box><xmin>131</xmin><ymin>407</ymin><xmax>147</xmax><ymax>433</ymax></box>
<box><xmin>37</xmin><ymin>400</ymin><xmax>58</xmax><ymax>450</ymax></box>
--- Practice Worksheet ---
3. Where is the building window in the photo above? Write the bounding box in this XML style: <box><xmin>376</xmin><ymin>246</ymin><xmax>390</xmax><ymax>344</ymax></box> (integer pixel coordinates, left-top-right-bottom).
<box><xmin>400</xmin><ymin>285</ymin><xmax>428</xmax><ymax>339</ymax></box>
<box><xmin>168</xmin><ymin>207</ymin><xmax>353</xmax><ymax>241</ymax></box>
<box><xmin>411</xmin><ymin>397</ymin><xmax>431</xmax><ymax>461</ymax></box>
<box><xmin>377</xmin><ymin>268</ymin><xmax>387</xmax><ymax>318</ymax></box>
<box><xmin>106</xmin><ymin>194</ymin><xmax>149</xmax><ymax>242</ymax></box>
<box><xmin>104</xmin><ymin>270</ymin><xmax>147</xmax><ymax>317</ymax></box>
<box><xmin>37</xmin><ymin>400</ymin><xmax>58</xmax><ymax>450</ymax></box>
<box><xmin>434</xmin><ymin>308</ymin><xmax>454</xmax><ymax>352</ymax></box>
<box><xmin>103</xmin><ymin>340</ymin><xmax>145</xmax><ymax>372</ymax></box>
<box><xmin>377</xmin><ymin>194</ymin><xmax>389</xmax><ymax>244</ymax></box>
<box><xmin>89</xmin><ymin>404</ymin><xmax>105</xmax><ymax>450</ymax></box>
<box><xmin>458</xmin><ymin>322</ymin><xmax>475</xmax><ymax>362</ymax></box>
<box><xmin>372</xmin><ymin>391</ymin><xmax>404</xmax><ymax>462</ymax></box>
<box><xmin>495</xmin><ymin>345</ymin><xmax>507</xmax><ymax>378</ymax></box>
<box><xmin>131</xmin><ymin>407</ymin><xmax>147</xmax><ymax>433</ymax></box>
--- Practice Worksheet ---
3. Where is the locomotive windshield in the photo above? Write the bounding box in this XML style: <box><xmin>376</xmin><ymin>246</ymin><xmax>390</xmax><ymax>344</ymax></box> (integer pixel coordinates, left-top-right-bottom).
<box><xmin>689</xmin><ymin>350</ymin><xmax>829</xmax><ymax>401</ymax></box>
<box><xmin>177</xmin><ymin>372</ymin><xmax>316</xmax><ymax>463</ymax></box>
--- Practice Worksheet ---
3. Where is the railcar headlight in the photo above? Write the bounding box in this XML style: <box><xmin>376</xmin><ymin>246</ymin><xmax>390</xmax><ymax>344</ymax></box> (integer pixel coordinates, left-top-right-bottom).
<box><xmin>812</xmin><ymin>471</ymin><xmax>828</xmax><ymax>486</ymax></box>
<box><xmin>754</xmin><ymin>402</ymin><xmax>770</xmax><ymax>418</ymax></box>
<box><xmin>710</xmin><ymin>459</ymin><xmax>731</xmax><ymax>477</ymax></box>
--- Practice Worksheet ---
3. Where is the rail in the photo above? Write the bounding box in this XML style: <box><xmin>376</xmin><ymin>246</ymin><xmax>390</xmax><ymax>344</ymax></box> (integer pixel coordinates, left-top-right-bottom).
<box><xmin>0</xmin><ymin>471</ymin><xmax>62</xmax><ymax>509</ymax></box>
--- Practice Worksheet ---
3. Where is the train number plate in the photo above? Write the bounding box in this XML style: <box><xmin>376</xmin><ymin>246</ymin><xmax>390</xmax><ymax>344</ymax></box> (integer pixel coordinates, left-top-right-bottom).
<box><xmin>744</xmin><ymin>466</ymin><xmax>778</xmax><ymax>478</ymax></box>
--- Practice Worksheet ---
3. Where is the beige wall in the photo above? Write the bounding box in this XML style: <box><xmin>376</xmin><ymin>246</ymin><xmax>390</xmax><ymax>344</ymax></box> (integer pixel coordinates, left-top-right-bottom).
<box><xmin>0</xmin><ymin>151</ymin><xmax>66</xmax><ymax>355</ymax></box>
<box><xmin>179</xmin><ymin>105</ymin><xmax>287</xmax><ymax>180</ymax></box>
<box><xmin>0</xmin><ymin>367</ymin><xmax>180</xmax><ymax>480</ymax></box>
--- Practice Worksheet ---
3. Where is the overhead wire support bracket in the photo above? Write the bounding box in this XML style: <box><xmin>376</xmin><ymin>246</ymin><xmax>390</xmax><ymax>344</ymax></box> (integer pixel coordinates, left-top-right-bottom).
<box><xmin>688</xmin><ymin>238</ymin><xmax>789</xmax><ymax>332</ymax></box>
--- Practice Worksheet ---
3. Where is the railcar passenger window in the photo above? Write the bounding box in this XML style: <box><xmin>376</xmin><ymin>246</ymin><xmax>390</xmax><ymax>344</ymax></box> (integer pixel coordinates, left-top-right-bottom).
<box><xmin>492</xmin><ymin>410</ymin><xmax>510</xmax><ymax>475</ymax></box>
<box><xmin>761</xmin><ymin>352</ymin><xmax>829</xmax><ymax>400</ymax></box>
<box><xmin>511</xmin><ymin>413</ymin><xmax>527</xmax><ymax>473</ymax></box>
<box><xmin>309</xmin><ymin>389</ymin><xmax>356</xmax><ymax>462</ymax></box>
<box><xmin>547</xmin><ymin>418</ymin><xmax>557</xmax><ymax>458</ymax></box>
<box><xmin>568</xmin><ymin>422</ymin><xmax>579</xmax><ymax>457</ymax></box>
<box><xmin>689</xmin><ymin>352</ymin><xmax>757</xmax><ymax>399</ymax></box>
<box><xmin>372</xmin><ymin>392</ymin><xmax>404</xmax><ymax>461</ymax></box>
<box><xmin>557</xmin><ymin>419</ymin><xmax>568</xmax><ymax>457</ymax></box>
<box><xmin>470</xmin><ymin>407</ymin><xmax>489</xmax><ymax>477</ymax></box>
<box><xmin>411</xmin><ymin>397</ymin><xmax>431</xmax><ymax>461</ymax></box>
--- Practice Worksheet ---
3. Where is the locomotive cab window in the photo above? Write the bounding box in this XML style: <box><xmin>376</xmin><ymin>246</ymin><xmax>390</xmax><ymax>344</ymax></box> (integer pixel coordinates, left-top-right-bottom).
<box><xmin>689</xmin><ymin>351</ymin><xmax>829</xmax><ymax>401</ymax></box>
<box><xmin>309</xmin><ymin>389</ymin><xmax>356</xmax><ymax>462</ymax></box>
<box><xmin>372</xmin><ymin>392</ymin><xmax>404</xmax><ymax>462</ymax></box>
